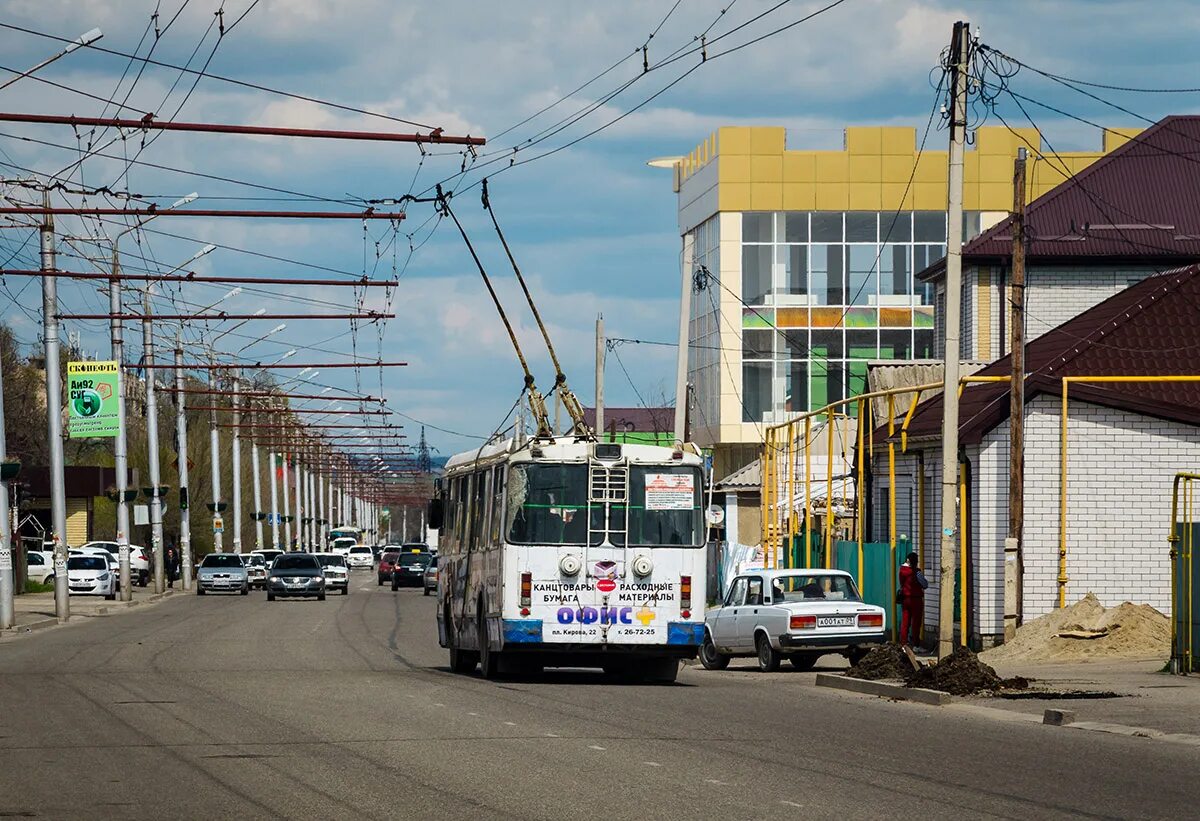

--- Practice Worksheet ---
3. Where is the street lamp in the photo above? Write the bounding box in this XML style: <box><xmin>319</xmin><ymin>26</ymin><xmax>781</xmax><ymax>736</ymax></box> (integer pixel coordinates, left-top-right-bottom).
<box><xmin>272</xmin><ymin>349</ymin><xmax>297</xmax><ymax>365</ymax></box>
<box><xmin>0</xmin><ymin>28</ymin><xmax>103</xmax><ymax>92</ymax></box>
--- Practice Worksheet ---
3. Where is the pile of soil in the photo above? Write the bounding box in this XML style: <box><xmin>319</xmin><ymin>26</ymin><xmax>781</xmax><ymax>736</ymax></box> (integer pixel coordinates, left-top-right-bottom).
<box><xmin>905</xmin><ymin>646</ymin><xmax>1005</xmax><ymax>695</ymax></box>
<box><xmin>981</xmin><ymin>593</ymin><xmax>1170</xmax><ymax>664</ymax></box>
<box><xmin>844</xmin><ymin>643</ymin><xmax>912</xmax><ymax>680</ymax></box>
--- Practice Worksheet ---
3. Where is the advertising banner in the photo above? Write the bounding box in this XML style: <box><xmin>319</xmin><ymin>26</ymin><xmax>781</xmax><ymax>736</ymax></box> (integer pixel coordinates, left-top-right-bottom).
<box><xmin>67</xmin><ymin>360</ymin><xmax>120</xmax><ymax>438</ymax></box>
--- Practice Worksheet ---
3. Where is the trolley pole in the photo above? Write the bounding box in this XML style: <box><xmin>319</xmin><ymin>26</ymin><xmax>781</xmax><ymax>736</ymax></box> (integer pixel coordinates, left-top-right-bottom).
<box><xmin>938</xmin><ymin>20</ymin><xmax>970</xmax><ymax>659</ymax></box>
<box><xmin>41</xmin><ymin>191</ymin><xmax>69</xmax><ymax>622</ymax></box>
<box><xmin>142</xmin><ymin>290</ymin><xmax>165</xmax><ymax>594</ymax></box>
<box><xmin>175</xmin><ymin>342</ymin><xmax>192</xmax><ymax>590</ymax></box>
<box><xmin>231</xmin><ymin>374</ymin><xmax>242</xmax><ymax>554</ymax></box>
<box><xmin>111</xmin><ymin>249</ymin><xmax>132</xmax><ymax>600</ymax></box>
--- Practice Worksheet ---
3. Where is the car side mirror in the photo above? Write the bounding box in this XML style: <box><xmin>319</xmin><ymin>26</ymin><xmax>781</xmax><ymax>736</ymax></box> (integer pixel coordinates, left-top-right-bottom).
<box><xmin>428</xmin><ymin>498</ymin><xmax>444</xmax><ymax>531</ymax></box>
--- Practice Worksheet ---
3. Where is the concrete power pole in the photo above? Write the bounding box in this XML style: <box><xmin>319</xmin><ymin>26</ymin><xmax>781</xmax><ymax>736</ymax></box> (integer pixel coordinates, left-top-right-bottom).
<box><xmin>1004</xmin><ymin>146</ymin><xmax>1028</xmax><ymax>641</ymax></box>
<box><xmin>281</xmin><ymin>454</ymin><xmax>291</xmax><ymax>550</ymax></box>
<box><xmin>41</xmin><ymin>191</ymin><xmax>69</xmax><ymax>622</ymax></box>
<box><xmin>142</xmin><ymin>290</ymin><xmax>165</xmax><ymax>594</ymax></box>
<box><xmin>595</xmin><ymin>314</ymin><xmax>605</xmax><ymax>441</ymax></box>
<box><xmin>0</xmin><ymin>305</ymin><xmax>12</xmax><ymax>628</ymax></box>
<box><xmin>250</xmin><ymin>418</ymin><xmax>264</xmax><ymax>550</ymax></box>
<box><xmin>209</xmin><ymin>369</ymin><xmax>223</xmax><ymax>552</ymax></box>
<box><xmin>672</xmin><ymin>235</ymin><xmax>694</xmax><ymax>446</ymax></box>
<box><xmin>268</xmin><ymin>449</ymin><xmax>280</xmax><ymax>549</ymax></box>
<box><xmin>937</xmin><ymin>20</ymin><xmax>970</xmax><ymax>659</ymax></box>
<box><xmin>231</xmin><ymin>375</ymin><xmax>242</xmax><ymax>554</ymax></box>
<box><xmin>111</xmin><ymin>250</ymin><xmax>132</xmax><ymax>600</ymax></box>
<box><xmin>174</xmin><ymin>343</ymin><xmax>192</xmax><ymax>590</ymax></box>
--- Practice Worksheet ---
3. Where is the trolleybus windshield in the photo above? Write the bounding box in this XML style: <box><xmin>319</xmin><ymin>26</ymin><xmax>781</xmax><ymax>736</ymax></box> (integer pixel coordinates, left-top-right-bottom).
<box><xmin>505</xmin><ymin>463</ymin><xmax>702</xmax><ymax>547</ymax></box>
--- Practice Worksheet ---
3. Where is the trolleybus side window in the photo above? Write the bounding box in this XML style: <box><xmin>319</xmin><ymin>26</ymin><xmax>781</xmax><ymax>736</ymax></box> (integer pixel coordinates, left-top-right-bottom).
<box><xmin>490</xmin><ymin>465</ymin><xmax>505</xmax><ymax>545</ymax></box>
<box><xmin>470</xmin><ymin>470</ymin><xmax>489</xmax><ymax>552</ymax></box>
<box><xmin>506</xmin><ymin>463</ymin><xmax>588</xmax><ymax>545</ymax></box>
<box><xmin>627</xmin><ymin>466</ymin><xmax>703</xmax><ymax>547</ymax></box>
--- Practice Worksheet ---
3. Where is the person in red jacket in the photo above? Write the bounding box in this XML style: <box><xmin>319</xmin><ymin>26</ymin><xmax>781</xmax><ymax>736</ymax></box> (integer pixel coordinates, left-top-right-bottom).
<box><xmin>898</xmin><ymin>551</ymin><xmax>927</xmax><ymax>647</ymax></box>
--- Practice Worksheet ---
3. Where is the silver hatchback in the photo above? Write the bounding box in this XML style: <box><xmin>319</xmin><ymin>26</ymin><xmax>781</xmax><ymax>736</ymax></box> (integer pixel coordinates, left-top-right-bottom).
<box><xmin>197</xmin><ymin>553</ymin><xmax>250</xmax><ymax>595</ymax></box>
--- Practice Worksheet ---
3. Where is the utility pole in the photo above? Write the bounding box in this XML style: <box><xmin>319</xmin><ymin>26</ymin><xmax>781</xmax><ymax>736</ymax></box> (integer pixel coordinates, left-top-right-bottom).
<box><xmin>1005</xmin><ymin>146</ymin><xmax>1028</xmax><ymax>642</ymax></box>
<box><xmin>938</xmin><ymin>20</ymin><xmax>970</xmax><ymax>659</ymax></box>
<box><xmin>111</xmin><ymin>248</ymin><xmax>132</xmax><ymax>600</ymax></box>
<box><xmin>231</xmin><ymin>373</ymin><xmax>242</xmax><ymax>554</ymax></box>
<box><xmin>295</xmin><ymin>459</ymin><xmax>304</xmax><ymax>549</ymax></box>
<box><xmin>595</xmin><ymin>314</ymin><xmax>605</xmax><ymax>441</ymax></box>
<box><xmin>281</xmin><ymin>453</ymin><xmax>291</xmax><ymax>550</ymax></box>
<box><xmin>41</xmin><ymin>190</ymin><xmax>69</xmax><ymax>622</ymax></box>
<box><xmin>142</xmin><ymin>289</ymin><xmax>164</xmax><ymax>593</ymax></box>
<box><xmin>317</xmin><ymin>470</ymin><xmax>325</xmax><ymax>548</ymax></box>
<box><xmin>209</xmin><ymin>368</ymin><xmax>223</xmax><ymax>551</ymax></box>
<box><xmin>251</xmin><ymin>424</ymin><xmax>264</xmax><ymax>550</ymax></box>
<box><xmin>174</xmin><ymin>341</ymin><xmax>192</xmax><ymax>590</ymax></box>
<box><xmin>268</xmin><ymin>449</ymin><xmax>280</xmax><ymax>549</ymax></box>
<box><xmin>0</xmin><ymin>310</ymin><xmax>12</xmax><ymax>628</ymax></box>
<box><xmin>672</xmin><ymin>236</ymin><xmax>694</xmax><ymax>445</ymax></box>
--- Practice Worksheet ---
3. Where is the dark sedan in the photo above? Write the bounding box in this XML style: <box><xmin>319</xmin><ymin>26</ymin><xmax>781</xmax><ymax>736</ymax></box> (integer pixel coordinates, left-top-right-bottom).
<box><xmin>266</xmin><ymin>554</ymin><xmax>326</xmax><ymax>601</ymax></box>
<box><xmin>391</xmin><ymin>551</ymin><xmax>432</xmax><ymax>590</ymax></box>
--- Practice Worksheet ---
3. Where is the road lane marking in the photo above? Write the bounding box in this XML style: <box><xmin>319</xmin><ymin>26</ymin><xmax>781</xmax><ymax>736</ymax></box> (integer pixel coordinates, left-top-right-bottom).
<box><xmin>467</xmin><ymin>712</ymin><xmax>479</xmax><ymax>716</ymax></box>
<box><xmin>545</xmin><ymin>732</ymin><xmax>559</xmax><ymax>737</ymax></box>
<box><xmin>643</xmin><ymin>761</ymin><xmax>661</xmax><ymax>767</ymax></box>
<box><xmin>433</xmin><ymin>702</ymin><xmax>446</xmax><ymax>707</ymax></box>
<box><xmin>504</xmin><ymin>721</ymin><xmax>517</xmax><ymax>726</ymax></box>
<box><xmin>705</xmin><ymin>779</ymin><xmax>728</xmax><ymax>786</ymax></box>
<box><xmin>588</xmin><ymin>745</ymin><xmax>606</xmax><ymax>751</ymax></box>
<box><xmin>781</xmin><ymin>801</ymin><xmax>803</xmax><ymax>808</ymax></box>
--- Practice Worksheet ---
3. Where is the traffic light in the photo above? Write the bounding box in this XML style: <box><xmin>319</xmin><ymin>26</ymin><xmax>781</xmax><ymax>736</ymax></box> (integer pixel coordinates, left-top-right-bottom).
<box><xmin>179</xmin><ymin>486</ymin><xmax>189</xmax><ymax>511</ymax></box>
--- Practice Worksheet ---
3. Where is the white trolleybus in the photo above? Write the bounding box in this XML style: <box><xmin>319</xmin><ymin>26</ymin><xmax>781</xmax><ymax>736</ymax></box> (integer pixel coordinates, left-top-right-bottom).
<box><xmin>431</xmin><ymin>438</ymin><xmax>707</xmax><ymax>682</ymax></box>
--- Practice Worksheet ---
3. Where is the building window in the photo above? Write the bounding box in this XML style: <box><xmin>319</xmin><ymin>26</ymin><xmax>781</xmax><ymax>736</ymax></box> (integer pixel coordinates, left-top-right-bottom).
<box><xmin>743</xmin><ymin>361</ymin><xmax>772</xmax><ymax>423</ymax></box>
<box><xmin>742</xmin><ymin>245</ymin><xmax>772</xmax><ymax>305</ymax></box>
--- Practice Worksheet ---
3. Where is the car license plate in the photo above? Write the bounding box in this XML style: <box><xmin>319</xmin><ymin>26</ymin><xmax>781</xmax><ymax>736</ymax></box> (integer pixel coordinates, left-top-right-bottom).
<box><xmin>817</xmin><ymin>616</ymin><xmax>855</xmax><ymax>628</ymax></box>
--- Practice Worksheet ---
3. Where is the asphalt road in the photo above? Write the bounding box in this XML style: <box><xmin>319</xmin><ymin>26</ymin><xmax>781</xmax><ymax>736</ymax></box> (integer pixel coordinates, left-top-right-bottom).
<box><xmin>0</xmin><ymin>575</ymin><xmax>1195</xmax><ymax>820</ymax></box>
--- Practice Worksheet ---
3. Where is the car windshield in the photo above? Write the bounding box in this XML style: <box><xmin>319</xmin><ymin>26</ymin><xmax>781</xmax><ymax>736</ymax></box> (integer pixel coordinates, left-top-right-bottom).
<box><xmin>242</xmin><ymin>555</ymin><xmax>264</xmax><ymax>566</ymax></box>
<box><xmin>68</xmin><ymin>556</ymin><xmax>106</xmax><ymax>570</ymax></box>
<box><xmin>349</xmin><ymin>546</ymin><xmax>372</xmax><ymax>554</ymax></box>
<box><xmin>256</xmin><ymin>551</ymin><xmax>281</xmax><ymax>561</ymax></box>
<box><xmin>505</xmin><ymin>462</ymin><xmax>703</xmax><ymax>548</ymax></box>
<box><xmin>771</xmin><ymin>574</ymin><xmax>861</xmax><ymax>602</ymax></box>
<box><xmin>201</xmin><ymin>554</ymin><xmax>244</xmax><ymax>568</ymax></box>
<box><xmin>381</xmin><ymin>552</ymin><xmax>400</xmax><ymax>563</ymax></box>
<box><xmin>275</xmin><ymin>555</ymin><xmax>319</xmax><ymax>571</ymax></box>
<box><xmin>315</xmin><ymin>554</ymin><xmax>345</xmax><ymax>567</ymax></box>
<box><xmin>398</xmin><ymin>553</ymin><xmax>431</xmax><ymax>568</ymax></box>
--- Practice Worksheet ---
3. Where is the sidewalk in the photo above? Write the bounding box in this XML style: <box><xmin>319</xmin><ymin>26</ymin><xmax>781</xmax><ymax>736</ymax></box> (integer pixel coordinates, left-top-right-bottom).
<box><xmin>963</xmin><ymin>657</ymin><xmax>1200</xmax><ymax>738</ymax></box>
<box><xmin>4</xmin><ymin>584</ymin><xmax>179</xmax><ymax>634</ymax></box>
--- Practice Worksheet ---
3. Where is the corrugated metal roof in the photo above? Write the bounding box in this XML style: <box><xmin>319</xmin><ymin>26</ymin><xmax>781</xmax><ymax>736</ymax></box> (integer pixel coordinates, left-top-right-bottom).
<box><xmin>865</xmin><ymin>360</ymin><xmax>987</xmax><ymax>423</ymax></box>
<box><xmin>900</xmin><ymin>263</ymin><xmax>1200</xmax><ymax>444</ymax></box>
<box><xmin>919</xmin><ymin>115</ymin><xmax>1200</xmax><ymax>281</ymax></box>
<box><xmin>715</xmin><ymin>458</ymin><xmax>760</xmax><ymax>491</ymax></box>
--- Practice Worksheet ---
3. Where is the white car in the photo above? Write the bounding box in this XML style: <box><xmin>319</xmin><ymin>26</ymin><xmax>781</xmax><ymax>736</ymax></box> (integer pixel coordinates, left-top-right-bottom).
<box><xmin>66</xmin><ymin>554</ymin><xmax>117</xmax><ymax>599</ymax></box>
<box><xmin>251</xmin><ymin>549</ymin><xmax>284</xmax><ymax>570</ymax></box>
<box><xmin>240</xmin><ymin>553</ymin><xmax>268</xmax><ymax>588</ymax></box>
<box><xmin>314</xmin><ymin>552</ymin><xmax>350</xmax><ymax>594</ymax></box>
<box><xmin>81</xmin><ymin>541</ymin><xmax>152</xmax><ymax>586</ymax></box>
<box><xmin>344</xmin><ymin>545</ymin><xmax>374</xmax><ymax>569</ymax></box>
<box><xmin>71</xmin><ymin>546</ymin><xmax>119</xmax><ymax>577</ymax></box>
<box><xmin>701</xmin><ymin>569</ymin><xmax>886</xmax><ymax>672</ymax></box>
<box><xmin>25</xmin><ymin>550</ymin><xmax>54</xmax><ymax>584</ymax></box>
<box><xmin>329</xmin><ymin>538</ymin><xmax>356</xmax><ymax>556</ymax></box>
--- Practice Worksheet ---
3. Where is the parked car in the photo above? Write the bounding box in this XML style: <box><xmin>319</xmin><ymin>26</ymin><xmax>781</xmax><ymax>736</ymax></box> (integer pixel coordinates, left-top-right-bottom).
<box><xmin>391</xmin><ymin>551</ymin><xmax>432</xmax><ymax>590</ymax></box>
<box><xmin>700</xmin><ymin>569</ymin><xmax>886</xmax><ymax>672</ymax></box>
<box><xmin>66</xmin><ymin>554</ymin><xmax>117</xmax><ymax>599</ymax></box>
<box><xmin>377</xmin><ymin>550</ymin><xmax>402</xmax><ymax>585</ymax></box>
<box><xmin>196</xmin><ymin>553</ymin><xmax>250</xmax><ymax>596</ymax></box>
<box><xmin>422</xmin><ymin>555</ymin><xmax>438</xmax><ymax>596</ymax></box>
<box><xmin>266</xmin><ymin>553</ymin><xmax>326</xmax><ymax>601</ymax></box>
<box><xmin>345</xmin><ymin>544</ymin><xmax>374</xmax><ymax>571</ymax></box>
<box><xmin>240</xmin><ymin>553</ymin><xmax>268</xmax><ymax>588</ymax></box>
<box><xmin>81</xmin><ymin>541</ymin><xmax>151</xmax><ymax>586</ymax></box>
<box><xmin>71</xmin><ymin>546</ymin><xmax>119</xmax><ymax>578</ymax></box>
<box><xmin>25</xmin><ymin>550</ymin><xmax>54</xmax><ymax>585</ymax></box>
<box><xmin>314</xmin><ymin>553</ymin><xmax>350</xmax><ymax>595</ymax></box>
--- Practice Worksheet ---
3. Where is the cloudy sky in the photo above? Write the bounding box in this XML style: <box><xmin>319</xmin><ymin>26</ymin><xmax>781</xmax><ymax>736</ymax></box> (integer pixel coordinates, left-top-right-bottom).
<box><xmin>0</xmin><ymin>0</ymin><xmax>1196</xmax><ymax>457</ymax></box>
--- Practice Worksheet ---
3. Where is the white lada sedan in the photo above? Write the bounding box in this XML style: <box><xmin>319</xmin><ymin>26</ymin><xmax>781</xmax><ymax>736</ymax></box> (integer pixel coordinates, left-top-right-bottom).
<box><xmin>701</xmin><ymin>569</ymin><xmax>886</xmax><ymax>672</ymax></box>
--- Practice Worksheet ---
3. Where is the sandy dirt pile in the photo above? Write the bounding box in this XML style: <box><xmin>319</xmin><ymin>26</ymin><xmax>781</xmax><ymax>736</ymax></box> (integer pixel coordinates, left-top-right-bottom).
<box><xmin>844</xmin><ymin>643</ymin><xmax>912</xmax><ymax>680</ymax></box>
<box><xmin>982</xmin><ymin>592</ymin><xmax>1170</xmax><ymax>664</ymax></box>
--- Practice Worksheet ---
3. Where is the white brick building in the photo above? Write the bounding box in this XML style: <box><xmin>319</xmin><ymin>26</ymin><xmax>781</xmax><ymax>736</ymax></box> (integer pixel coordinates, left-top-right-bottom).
<box><xmin>875</xmin><ymin>264</ymin><xmax>1200</xmax><ymax>646</ymax></box>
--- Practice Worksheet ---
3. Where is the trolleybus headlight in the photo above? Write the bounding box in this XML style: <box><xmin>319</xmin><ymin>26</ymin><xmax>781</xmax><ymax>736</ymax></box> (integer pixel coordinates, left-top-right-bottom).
<box><xmin>631</xmin><ymin>555</ymin><xmax>653</xmax><ymax>577</ymax></box>
<box><xmin>559</xmin><ymin>554</ymin><xmax>582</xmax><ymax>576</ymax></box>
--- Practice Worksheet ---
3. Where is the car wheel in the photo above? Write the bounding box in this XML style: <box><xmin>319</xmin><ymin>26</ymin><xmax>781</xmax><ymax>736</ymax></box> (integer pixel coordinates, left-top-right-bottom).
<box><xmin>423</xmin><ymin>587</ymin><xmax>430</xmax><ymax>596</ymax></box>
<box><xmin>318</xmin><ymin>592</ymin><xmax>326</xmax><ymax>601</ymax></box>
<box><xmin>377</xmin><ymin>576</ymin><xmax>383</xmax><ymax>586</ymax></box>
<box><xmin>341</xmin><ymin>586</ymin><xmax>348</xmax><ymax>595</ymax></box>
<box><xmin>789</xmin><ymin>653</ymin><xmax>818</xmax><ymax>672</ymax></box>
<box><xmin>267</xmin><ymin>591</ymin><xmax>275</xmax><ymax>601</ymax></box>
<box><xmin>104</xmin><ymin>591</ymin><xmax>116</xmax><ymax>601</ymax></box>
<box><xmin>197</xmin><ymin>587</ymin><xmax>205</xmax><ymax>596</ymax></box>
<box><xmin>240</xmin><ymin>585</ymin><xmax>249</xmax><ymax>596</ymax></box>
<box><xmin>478</xmin><ymin>605</ymin><xmax>502</xmax><ymax>680</ymax></box>
<box><xmin>756</xmin><ymin>633</ymin><xmax>781</xmax><ymax>673</ymax></box>
<box><xmin>699</xmin><ymin>633</ymin><xmax>730</xmax><ymax>671</ymax></box>
<box><xmin>644</xmin><ymin>657</ymin><xmax>680</xmax><ymax>684</ymax></box>
<box><xmin>391</xmin><ymin>578</ymin><xmax>399</xmax><ymax>591</ymax></box>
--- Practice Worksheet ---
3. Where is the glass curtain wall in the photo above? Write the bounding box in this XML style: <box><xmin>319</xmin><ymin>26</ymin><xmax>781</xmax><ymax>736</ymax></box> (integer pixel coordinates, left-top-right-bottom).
<box><xmin>740</xmin><ymin>211</ymin><xmax>977</xmax><ymax>422</ymax></box>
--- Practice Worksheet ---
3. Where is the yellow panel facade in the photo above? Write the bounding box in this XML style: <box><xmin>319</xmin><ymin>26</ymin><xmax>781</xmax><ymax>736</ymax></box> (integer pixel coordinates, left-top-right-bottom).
<box><xmin>719</xmin><ymin>182</ymin><xmax>752</xmax><ymax>212</ymax></box>
<box><xmin>845</xmin><ymin>126</ymin><xmax>882</xmax><ymax>155</ymax></box>
<box><xmin>749</xmin><ymin>127</ymin><xmax>786</xmax><ymax>155</ymax></box>
<box><xmin>66</xmin><ymin>498</ymin><xmax>88</xmax><ymax>547</ymax></box>
<box><xmin>849</xmin><ymin>154</ymin><xmax>881</xmax><ymax>182</ymax></box>
<box><xmin>848</xmin><ymin>182</ymin><xmax>882</xmax><ymax>210</ymax></box>
<box><xmin>717</xmin><ymin>126</ymin><xmax>753</xmax><ymax>156</ymax></box>
<box><xmin>719</xmin><ymin>155</ymin><xmax>752</xmax><ymax>184</ymax></box>
<box><xmin>879</xmin><ymin>127</ymin><xmax>917</xmax><ymax>155</ymax></box>
<box><xmin>814</xmin><ymin>153</ymin><xmax>849</xmax><ymax>183</ymax></box>
<box><xmin>782</xmin><ymin>152</ymin><xmax>816</xmax><ymax>182</ymax></box>
<box><xmin>977</xmin><ymin>181</ymin><xmax>1012</xmax><ymax>211</ymax></box>
<box><xmin>881</xmin><ymin>155</ymin><xmax>914</xmax><ymax>183</ymax></box>
<box><xmin>815</xmin><ymin>183</ymin><xmax>849</xmax><ymax>210</ymax></box>
<box><xmin>782</xmin><ymin>182</ymin><xmax>816</xmax><ymax>210</ymax></box>
<box><xmin>750</xmin><ymin>155</ymin><xmax>783</xmax><ymax>183</ymax></box>
<box><xmin>750</xmin><ymin>185</ymin><xmax>783</xmax><ymax>211</ymax></box>
<box><xmin>881</xmin><ymin>182</ymin><xmax>915</xmax><ymax>211</ymax></box>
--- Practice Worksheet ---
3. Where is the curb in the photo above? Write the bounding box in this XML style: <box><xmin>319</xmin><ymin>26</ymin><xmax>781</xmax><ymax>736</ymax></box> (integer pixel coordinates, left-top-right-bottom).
<box><xmin>815</xmin><ymin>673</ymin><xmax>954</xmax><ymax>706</ymax></box>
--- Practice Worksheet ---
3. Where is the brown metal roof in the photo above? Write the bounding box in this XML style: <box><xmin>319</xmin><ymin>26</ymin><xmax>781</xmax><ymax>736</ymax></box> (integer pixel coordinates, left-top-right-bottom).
<box><xmin>899</xmin><ymin>263</ymin><xmax>1200</xmax><ymax>445</ymax></box>
<box><xmin>919</xmin><ymin>115</ymin><xmax>1200</xmax><ymax>281</ymax></box>
<box><xmin>582</xmin><ymin>406</ymin><xmax>673</xmax><ymax>433</ymax></box>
